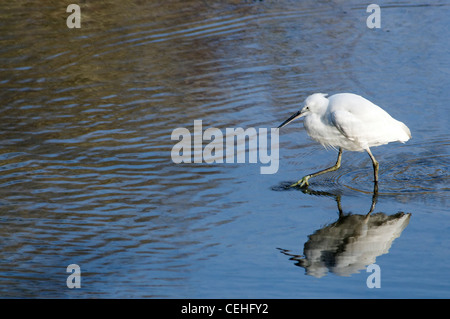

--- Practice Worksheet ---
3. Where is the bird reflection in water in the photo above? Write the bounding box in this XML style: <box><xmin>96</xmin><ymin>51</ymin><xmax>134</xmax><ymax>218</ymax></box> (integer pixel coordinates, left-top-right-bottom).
<box><xmin>279</xmin><ymin>185</ymin><xmax>411</xmax><ymax>278</ymax></box>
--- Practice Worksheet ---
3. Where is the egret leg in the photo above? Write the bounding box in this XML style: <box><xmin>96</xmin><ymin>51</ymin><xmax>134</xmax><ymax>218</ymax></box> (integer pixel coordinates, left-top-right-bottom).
<box><xmin>366</xmin><ymin>148</ymin><xmax>379</xmax><ymax>183</ymax></box>
<box><xmin>291</xmin><ymin>148</ymin><xmax>343</xmax><ymax>187</ymax></box>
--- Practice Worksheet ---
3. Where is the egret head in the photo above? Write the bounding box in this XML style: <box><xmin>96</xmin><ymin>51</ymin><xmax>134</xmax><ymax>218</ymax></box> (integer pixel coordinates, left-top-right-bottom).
<box><xmin>278</xmin><ymin>93</ymin><xmax>329</xmax><ymax>128</ymax></box>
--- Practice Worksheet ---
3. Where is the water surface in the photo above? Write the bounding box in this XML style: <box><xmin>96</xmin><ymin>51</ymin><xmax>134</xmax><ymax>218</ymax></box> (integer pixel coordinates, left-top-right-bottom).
<box><xmin>0</xmin><ymin>0</ymin><xmax>449</xmax><ymax>298</ymax></box>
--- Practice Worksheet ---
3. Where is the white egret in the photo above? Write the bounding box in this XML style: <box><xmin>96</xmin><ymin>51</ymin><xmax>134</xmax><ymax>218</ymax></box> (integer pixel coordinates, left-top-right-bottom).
<box><xmin>278</xmin><ymin>93</ymin><xmax>411</xmax><ymax>187</ymax></box>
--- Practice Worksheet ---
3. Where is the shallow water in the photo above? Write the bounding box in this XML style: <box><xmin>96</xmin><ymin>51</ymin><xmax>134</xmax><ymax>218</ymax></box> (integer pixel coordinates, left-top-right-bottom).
<box><xmin>0</xmin><ymin>1</ymin><xmax>449</xmax><ymax>298</ymax></box>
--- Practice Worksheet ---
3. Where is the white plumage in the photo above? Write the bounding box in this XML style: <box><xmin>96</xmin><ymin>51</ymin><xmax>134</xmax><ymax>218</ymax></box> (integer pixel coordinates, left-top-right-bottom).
<box><xmin>278</xmin><ymin>93</ymin><xmax>411</xmax><ymax>187</ymax></box>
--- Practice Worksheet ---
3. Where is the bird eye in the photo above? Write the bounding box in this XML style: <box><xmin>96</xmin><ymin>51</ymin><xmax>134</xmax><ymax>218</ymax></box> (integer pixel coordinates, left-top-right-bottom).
<box><xmin>305</xmin><ymin>107</ymin><xmax>309</xmax><ymax>110</ymax></box>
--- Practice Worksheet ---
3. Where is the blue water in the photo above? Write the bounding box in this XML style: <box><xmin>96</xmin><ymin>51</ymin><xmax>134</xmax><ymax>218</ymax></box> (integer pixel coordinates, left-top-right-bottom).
<box><xmin>0</xmin><ymin>0</ymin><xmax>448</xmax><ymax>298</ymax></box>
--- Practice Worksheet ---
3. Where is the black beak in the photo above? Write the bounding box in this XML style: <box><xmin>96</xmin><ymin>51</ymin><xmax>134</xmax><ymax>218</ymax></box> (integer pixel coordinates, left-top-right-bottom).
<box><xmin>278</xmin><ymin>110</ymin><xmax>303</xmax><ymax>128</ymax></box>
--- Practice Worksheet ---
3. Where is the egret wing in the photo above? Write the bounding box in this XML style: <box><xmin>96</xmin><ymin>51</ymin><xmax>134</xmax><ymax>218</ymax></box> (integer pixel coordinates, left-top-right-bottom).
<box><xmin>330</xmin><ymin>109</ymin><xmax>366</xmax><ymax>143</ymax></box>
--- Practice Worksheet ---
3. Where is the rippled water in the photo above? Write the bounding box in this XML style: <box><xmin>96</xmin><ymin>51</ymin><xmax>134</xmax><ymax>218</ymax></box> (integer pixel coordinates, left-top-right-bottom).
<box><xmin>0</xmin><ymin>1</ymin><xmax>449</xmax><ymax>298</ymax></box>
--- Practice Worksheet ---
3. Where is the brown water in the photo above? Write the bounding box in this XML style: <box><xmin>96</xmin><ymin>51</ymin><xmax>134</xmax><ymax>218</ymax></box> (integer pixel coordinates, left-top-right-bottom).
<box><xmin>0</xmin><ymin>1</ymin><xmax>449</xmax><ymax>298</ymax></box>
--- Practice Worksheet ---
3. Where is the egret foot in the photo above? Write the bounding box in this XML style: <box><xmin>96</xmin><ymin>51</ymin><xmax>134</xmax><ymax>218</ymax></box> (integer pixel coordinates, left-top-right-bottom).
<box><xmin>290</xmin><ymin>175</ymin><xmax>311</xmax><ymax>188</ymax></box>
